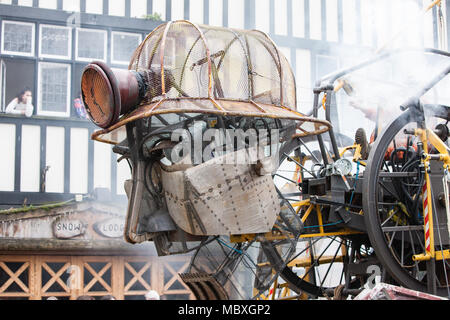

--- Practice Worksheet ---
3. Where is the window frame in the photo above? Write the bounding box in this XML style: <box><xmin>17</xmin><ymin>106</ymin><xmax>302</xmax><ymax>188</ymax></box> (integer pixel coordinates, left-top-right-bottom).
<box><xmin>1</xmin><ymin>20</ymin><xmax>36</xmax><ymax>57</ymax></box>
<box><xmin>38</xmin><ymin>24</ymin><xmax>72</xmax><ymax>60</ymax></box>
<box><xmin>111</xmin><ymin>31</ymin><xmax>142</xmax><ymax>65</ymax></box>
<box><xmin>37</xmin><ymin>62</ymin><xmax>71</xmax><ymax>117</ymax></box>
<box><xmin>75</xmin><ymin>27</ymin><xmax>107</xmax><ymax>62</ymax></box>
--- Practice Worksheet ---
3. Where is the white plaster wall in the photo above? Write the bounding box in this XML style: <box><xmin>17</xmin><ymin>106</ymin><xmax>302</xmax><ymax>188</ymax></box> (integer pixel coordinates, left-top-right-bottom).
<box><xmin>45</xmin><ymin>126</ymin><xmax>65</xmax><ymax>193</ymax></box>
<box><xmin>70</xmin><ymin>127</ymin><xmax>88</xmax><ymax>194</ymax></box>
<box><xmin>20</xmin><ymin>125</ymin><xmax>40</xmax><ymax>192</ymax></box>
<box><xmin>0</xmin><ymin>123</ymin><xmax>15</xmax><ymax>191</ymax></box>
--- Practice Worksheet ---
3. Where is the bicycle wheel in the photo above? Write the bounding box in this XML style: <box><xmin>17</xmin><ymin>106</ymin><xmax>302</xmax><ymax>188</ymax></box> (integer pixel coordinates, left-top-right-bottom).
<box><xmin>260</xmin><ymin>137</ymin><xmax>374</xmax><ymax>299</ymax></box>
<box><xmin>363</xmin><ymin>107</ymin><xmax>450</xmax><ymax>297</ymax></box>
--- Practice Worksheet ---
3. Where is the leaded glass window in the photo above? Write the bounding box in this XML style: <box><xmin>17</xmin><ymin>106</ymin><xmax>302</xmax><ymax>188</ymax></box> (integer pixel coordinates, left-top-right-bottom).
<box><xmin>111</xmin><ymin>32</ymin><xmax>141</xmax><ymax>65</ymax></box>
<box><xmin>39</xmin><ymin>25</ymin><xmax>72</xmax><ymax>59</ymax></box>
<box><xmin>38</xmin><ymin>63</ymin><xmax>70</xmax><ymax>116</ymax></box>
<box><xmin>76</xmin><ymin>28</ymin><xmax>107</xmax><ymax>62</ymax></box>
<box><xmin>1</xmin><ymin>21</ymin><xmax>35</xmax><ymax>56</ymax></box>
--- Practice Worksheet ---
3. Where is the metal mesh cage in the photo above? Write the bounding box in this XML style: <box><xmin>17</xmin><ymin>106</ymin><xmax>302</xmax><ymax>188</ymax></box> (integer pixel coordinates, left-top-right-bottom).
<box><xmin>92</xmin><ymin>21</ymin><xmax>330</xmax><ymax>144</ymax></box>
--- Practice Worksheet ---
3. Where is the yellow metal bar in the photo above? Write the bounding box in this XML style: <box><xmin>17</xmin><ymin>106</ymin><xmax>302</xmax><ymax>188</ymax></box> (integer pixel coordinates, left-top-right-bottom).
<box><xmin>427</xmin><ymin>0</ymin><xmax>442</xmax><ymax>11</ymax></box>
<box><xmin>339</xmin><ymin>144</ymin><xmax>356</xmax><ymax>158</ymax></box>
<box><xmin>271</xmin><ymin>278</ymin><xmax>278</xmax><ymax>300</ymax></box>
<box><xmin>301</xmin><ymin>204</ymin><xmax>314</xmax><ymax>224</ymax></box>
<box><xmin>425</xmin><ymin>128</ymin><xmax>450</xmax><ymax>167</ymax></box>
<box><xmin>229</xmin><ymin>229</ymin><xmax>361</xmax><ymax>243</ymax></box>
<box><xmin>316</xmin><ymin>205</ymin><xmax>325</xmax><ymax>234</ymax></box>
<box><xmin>287</xmin><ymin>255</ymin><xmax>345</xmax><ymax>268</ymax></box>
<box><xmin>291</xmin><ymin>199</ymin><xmax>310</xmax><ymax>208</ymax></box>
<box><xmin>413</xmin><ymin>249</ymin><xmax>450</xmax><ymax>262</ymax></box>
<box><xmin>299</xmin><ymin>229</ymin><xmax>362</xmax><ymax>239</ymax></box>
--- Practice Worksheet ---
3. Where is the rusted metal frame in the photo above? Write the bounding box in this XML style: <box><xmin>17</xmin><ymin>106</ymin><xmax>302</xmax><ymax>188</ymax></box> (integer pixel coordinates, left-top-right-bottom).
<box><xmin>177</xmin><ymin>21</ymin><xmax>223</xmax><ymax>110</ymax></box>
<box><xmin>252</xmin><ymin>30</ymin><xmax>284</xmax><ymax>106</ymax></box>
<box><xmin>180</xmin><ymin>20</ymin><xmax>214</xmax><ymax>98</ymax></box>
<box><xmin>247</xmin><ymin>32</ymin><xmax>282</xmax><ymax>100</ymax></box>
<box><xmin>131</xmin><ymin>23</ymin><xmax>167</xmax><ymax>71</ymax></box>
<box><xmin>244</xmin><ymin>34</ymin><xmax>255</xmax><ymax>100</ymax></box>
<box><xmin>92</xmin><ymin>107</ymin><xmax>331</xmax><ymax>144</ymax></box>
<box><xmin>215</xmin><ymin>29</ymin><xmax>254</xmax><ymax>100</ymax></box>
<box><xmin>92</xmin><ymin>108</ymin><xmax>331</xmax><ymax>144</ymax></box>
<box><xmin>179</xmin><ymin>29</ymin><xmax>211</xmax><ymax>95</ymax></box>
<box><xmin>160</xmin><ymin>21</ymin><xmax>174</xmax><ymax>96</ymax></box>
<box><xmin>177</xmin><ymin>21</ymin><xmax>216</xmax><ymax>100</ymax></box>
<box><xmin>249</xmin><ymin>100</ymin><xmax>267</xmax><ymax>113</ymax></box>
<box><xmin>210</xmin><ymin>62</ymin><xmax>225</xmax><ymax>98</ymax></box>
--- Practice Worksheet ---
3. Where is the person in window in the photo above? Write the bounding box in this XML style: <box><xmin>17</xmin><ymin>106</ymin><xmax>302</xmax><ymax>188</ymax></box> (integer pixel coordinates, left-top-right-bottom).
<box><xmin>5</xmin><ymin>87</ymin><xmax>33</xmax><ymax>117</ymax></box>
<box><xmin>74</xmin><ymin>91</ymin><xmax>88</xmax><ymax>119</ymax></box>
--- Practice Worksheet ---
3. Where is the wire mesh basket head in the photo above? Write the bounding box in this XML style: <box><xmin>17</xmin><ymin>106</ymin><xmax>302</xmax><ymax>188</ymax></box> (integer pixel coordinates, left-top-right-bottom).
<box><xmin>85</xmin><ymin>20</ymin><xmax>330</xmax><ymax>144</ymax></box>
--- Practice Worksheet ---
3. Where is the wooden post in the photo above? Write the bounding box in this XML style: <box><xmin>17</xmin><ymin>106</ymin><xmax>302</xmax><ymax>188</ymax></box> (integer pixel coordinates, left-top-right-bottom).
<box><xmin>112</xmin><ymin>256</ymin><xmax>125</xmax><ymax>300</ymax></box>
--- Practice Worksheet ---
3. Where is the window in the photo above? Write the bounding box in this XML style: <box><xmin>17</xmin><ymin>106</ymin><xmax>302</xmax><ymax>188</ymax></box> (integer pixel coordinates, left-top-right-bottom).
<box><xmin>374</xmin><ymin>0</ymin><xmax>389</xmax><ymax>48</ymax></box>
<box><xmin>360</xmin><ymin>0</ymin><xmax>374</xmax><ymax>47</ymax></box>
<box><xmin>279</xmin><ymin>47</ymin><xmax>291</xmax><ymax>64</ymax></box>
<box><xmin>228</xmin><ymin>0</ymin><xmax>244</xmax><ymax>29</ymax></box>
<box><xmin>85</xmin><ymin>0</ymin><xmax>103</xmax><ymax>14</ymax></box>
<box><xmin>171</xmin><ymin>0</ymin><xmax>184</xmax><ymax>20</ymax></box>
<box><xmin>274</xmin><ymin>0</ymin><xmax>288</xmax><ymax>35</ymax></box>
<box><xmin>2</xmin><ymin>58</ymin><xmax>35</xmax><ymax>115</ymax></box>
<box><xmin>153</xmin><ymin>0</ymin><xmax>166</xmax><ymax>21</ymax></box>
<box><xmin>326</xmin><ymin>0</ymin><xmax>338</xmax><ymax>42</ymax></box>
<box><xmin>39</xmin><ymin>25</ymin><xmax>72</xmax><ymax>59</ymax></box>
<box><xmin>39</xmin><ymin>0</ymin><xmax>57</xmax><ymax>9</ymax></box>
<box><xmin>292</xmin><ymin>0</ymin><xmax>305</xmax><ymax>38</ymax></box>
<box><xmin>111</xmin><ymin>32</ymin><xmax>142</xmax><ymax>65</ymax></box>
<box><xmin>1</xmin><ymin>21</ymin><xmax>35</xmax><ymax>57</ymax></box>
<box><xmin>109</xmin><ymin>0</ymin><xmax>125</xmax><ymax>16</ymax></box>
<box><xmin>343</xmin><ymin>0</ymin><xmax>357</xmax><ymax>44</ymax></box>
<box><xmin>209</xmin><ymin>0</ymin><xmax>223</xmax><ymax>27</ymax></box>
<box><xmin>63</xmin><ymin>0</ymin><xmax>80</xmax><ymax>12</ymax></box>
<box><xmin>18</xmin><ymin>0</ymin><xmax>33</xmax><ymax>6</ymax></box>
<box><xmin>296</xmin><ymin>49</ymin><xmax>312</xmax><ymax>112</ymax></box>
<box><xmin>38</xmin><ymin>62</ymin><xmax>71</xmax><ymax>117</ymax></box>
<box><xmin>130</xmin><ymin>0</ymin><xmax>147</xmax><ymax>19</ymax></box>
<box><xmin>309</xmin><ymin>0</ymin><xmax>322</xmax><ymax>40</ymax></box>
<box><xmin>76</xmin><ymin>28</ymin><xmax>107</xmax><ymax>62</ymax></box>
<box><xmin>423</xmin><ymin>0</ymin><xmax>435</xmax><ymax>48</ymax></box>
<box><xmin>189</xmin><ymin>0</ymin><xmax>203</xmax><ymax>24</ymax></box>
